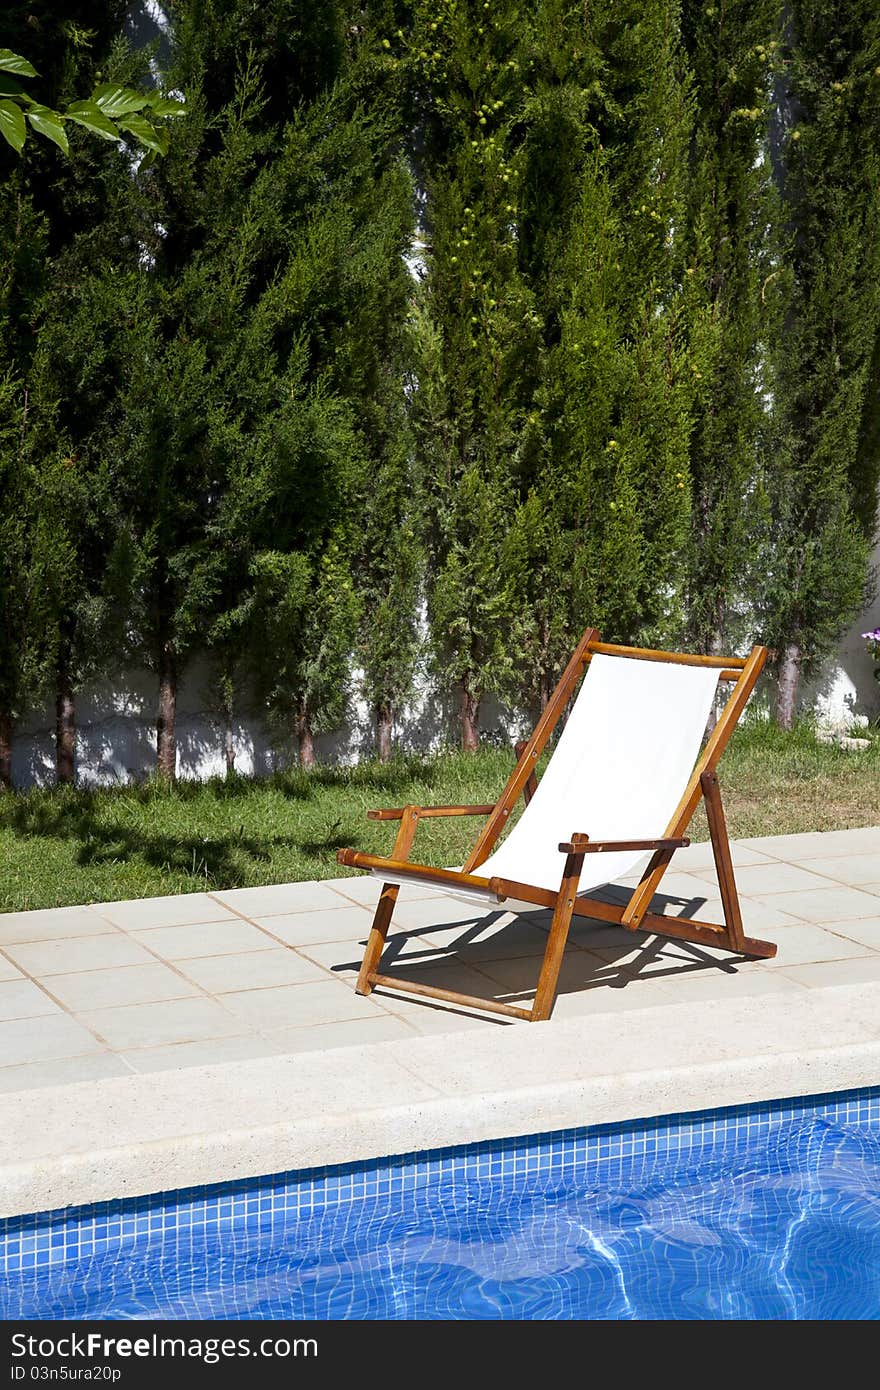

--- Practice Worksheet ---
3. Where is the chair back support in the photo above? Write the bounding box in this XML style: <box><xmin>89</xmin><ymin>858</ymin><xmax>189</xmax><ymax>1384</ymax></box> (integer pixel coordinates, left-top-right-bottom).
<box><xmin>478</xmin><ymin>653</ymin><xmax>720</xmax><ymax>894</ymax></box>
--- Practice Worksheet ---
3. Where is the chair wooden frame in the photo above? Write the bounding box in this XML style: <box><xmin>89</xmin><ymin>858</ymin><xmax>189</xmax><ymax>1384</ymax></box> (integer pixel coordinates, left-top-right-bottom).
<box><xmin>337</xmin><ymin>628</ymin><xmax>777</xmax><ymax>1023</ymax></box>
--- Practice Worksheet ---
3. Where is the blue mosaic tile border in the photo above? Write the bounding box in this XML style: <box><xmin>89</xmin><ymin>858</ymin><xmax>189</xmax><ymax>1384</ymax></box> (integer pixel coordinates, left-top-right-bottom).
<box><xmin>2</xmin><ymin>1084</ymin><xmax>878</xmax><ymax>1275</ymax></box>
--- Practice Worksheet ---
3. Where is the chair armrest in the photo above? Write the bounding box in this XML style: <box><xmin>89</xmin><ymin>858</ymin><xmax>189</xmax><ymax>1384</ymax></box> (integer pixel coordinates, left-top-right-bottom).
<box><xmin>557</xmin><ymin>836</ymin><xmax>690</xmax><ymax>854</ymax></box>
<box><xmin>367</xmin><ymin>804</ymin><xmax>496</xmax><ymax>821</ymax></box>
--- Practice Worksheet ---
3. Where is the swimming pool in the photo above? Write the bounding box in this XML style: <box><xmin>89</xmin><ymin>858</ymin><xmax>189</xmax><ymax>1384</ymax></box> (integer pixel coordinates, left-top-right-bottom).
<box><xmin>2</xmin><ymin>1086</ymin><xmax>879</xmax><ymax>1320</ymax></box>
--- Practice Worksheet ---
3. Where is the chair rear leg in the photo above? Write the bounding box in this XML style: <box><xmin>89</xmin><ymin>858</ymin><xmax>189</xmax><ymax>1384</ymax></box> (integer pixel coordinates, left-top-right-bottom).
<box><xmin>532</xmin><ymin>837</ymin><xmax>587</xmax><ymax>1021</ymax></box>
<box><xmin>355</xmin><ymin>806</ymin><xmax>420</xmax><ymax>996</ymax></box>
<box><xmin>700</xmin><ymin>769</ymin><xmax>745</xmax><ymax>951</ymax></box>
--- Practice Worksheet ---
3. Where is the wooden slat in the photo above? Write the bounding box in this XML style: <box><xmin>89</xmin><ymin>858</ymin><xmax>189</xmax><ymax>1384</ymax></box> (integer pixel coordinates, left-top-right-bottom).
<box><xmin>355</xmin><ymin>806</ymin><xmax>421</xmax><ymax>995</ymax></box>
<box><xmin>701</xmin><ymin>768</ymin><xmax>745</xmax><ymax>950</ymax></box>
<box><xmin>620</xmin><ymin>643</ymin><xmax>768</xmax><ymax>930</ymax></box>
<box><xmin>588</xmin><ymin>641</ymin><xmax>746</xmax><ymax>670</ymax></box>
<box><xmin>367</xmin><ymin>804</ymin><xmax>495</xmax><ymax>821</ymax></box>
<box><xmin>463</xmin><ymin>626</ymin><xmax>600</xmax><ymax>872</ymax></box>
<box><xmin>369</xmin><ymin>973</ymin><xmax>532</xmax><ymax>1021</ymax></box>
<box><xmin>532</xmin><ymin>835</ymin><xmax>587</xmax><ymax>1021</ymax></box>
<box><xmin>514</xmin><ymin>740</ymin><xmax>538</xmax><ymax>805</ymax></box>
<box><xmin>337</xmin><ymin>849</ymin><xmax>500</xmax><ymax>898</ymax></box>
<box><xmin>557</xmin><ymin>836</ymin><xmax>689</xmax><ymax>854</ymax></box>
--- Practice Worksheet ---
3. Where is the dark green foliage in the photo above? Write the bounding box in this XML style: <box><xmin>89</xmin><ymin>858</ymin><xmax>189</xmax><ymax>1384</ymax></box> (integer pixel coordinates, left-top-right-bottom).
<box><xmin>505</xmin><ymin>0</ymin><xmax>699</xmax><ymax>707</ymax></box>
<box><xmin>761</xmin><ymin>1</ymin><xmax>880</xmax><ymax>713</ymax></box>
<box><xmin>681</xmin><ymin>0</ymin><xmax>782</xmax><ymax>656</ymax></box>
<box><xmin>404</xmin><ymin>1</ymin><xmax>541</xmax><ymax>742</ymax></box>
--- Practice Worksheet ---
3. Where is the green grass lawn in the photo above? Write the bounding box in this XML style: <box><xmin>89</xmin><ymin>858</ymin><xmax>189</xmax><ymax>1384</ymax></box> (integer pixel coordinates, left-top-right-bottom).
<box><xmin>1</xmin><ymin>719</ymin><xmax>878</xmax><ymax>913</ymax></box>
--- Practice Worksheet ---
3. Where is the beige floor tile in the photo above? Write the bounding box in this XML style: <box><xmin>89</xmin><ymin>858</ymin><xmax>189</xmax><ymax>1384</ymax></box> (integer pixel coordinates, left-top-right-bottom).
<box><xmin>804</xmin><ymin>854</ymin><xmax>880</xmax><ymax>886</ymax></box>
<box><xmin>763</xmin><ymin>924</ymin><xmax>872</xmax><ymax>968</ymax></box>
<box><xmin>739</xmin><ymin>827</ymin><xmax>880</xmax><ymax>860</ymax></box>
<box><xmin>77</xmin><ymin>997</ymin><xmax>241</xmax><ymax>1050</ymax></box>
<box><xmin>5</xmin><ymin>935</ymin><xmax>157</xmax><ymax>978</ymax></box>
<box><xmin>0</xmin><ymin>1014</ymin><xmax>104</xmax><ymax>1066</ymax></box>
<box><xmin>0</xmin><ymin>978</ymin><xmax>61</xmax><ymax>1021</ymax></box>
<box><xmin>327</xmin><ymin>875</ymin><xmax>444</xmax><ymax>906</ymax></box>
<box><xmin>673</xmin><ymin>897</ymin><xmax>807</xmax><ymax>931</ymax></box>
<box><xmin>423</xmin><ymin>917</ymin><xmax>548</xmax><ymax>961</ymax></box>
<box><xmin>212</xmin><ymin>882</ymin><xmax>345</xmax><ymax>917</ymax></box>
<box><xmin>179</xmin><ymin>948</ymin><xmax>326</xmax><ymax>994</ymax></box>
<box><xmin>759</xmin><ymin>885</ymin><xmax>880</xmax><ymax>923</ymax></box>
<box><xmin>221</xmin><ymin>979</ymin><xmax>386</xmax><ymax>1030</ymax></box>
<box><xmin>729</xmin><ymin>862</ymin><xmax>850</xmax><ymax>896</ymax></box>
<box><xmin>550</xmin><ymin>978</ymin><xmax>681</xmax><ymax>1019</ymax></box>
<box><xmin>121</xmin><ymin>1034</ymin><xmax>278</xmax><ymax>1074</ymax></box>
<box><xmin>825</xmin><ymin>917</ymin><xmax>880</xmax><ymax>951</ymax></box>
<box><xmin>269</xmin><ymin>1014</ymin><xmax>415</xmax><ymax>1054</ymax></box>
<box><xmin>252</xmin><ymin>905</ymin><xmax>372</xmax><ymax>947</ymax></box>
<box><xmin>0</xmin><ymin>906</ymin><xmax>119</xmax><ymax>945</ymax></box>
<box><xmin>779</xmin><ymin>955</ymin><xmax>880</xmax><ymax>990</ymax></box>
<box><xmin>672</xmin><ymin>842</ymin><xmax>774</xmax><ymax>871</ymax></box>
<box><xmin>0</xmin><ymin>955</ymin><xmax>25</xmax><ymax>982</ymax></box>
<box><xmin>43</xmin><ymin>964</ymin><xmax>198</xmax><ymax>1013</ymax></box>
<box><xmin>131</xmin><ymin>919</ymin><xmax>276</xmax><ymax>960</ymax></box>
<box><xmin>660</xmin><ymin>969</ymin><xmax>807</xmax><ymax>1002</ymax></box>
<box><xmin>0</xmin><ymin>1053</ymin><xmax>129</xmax><ymax>1094</ymax></box>
<box><xmin>379</xmin><ymin>996</ymin><xmax>498</xmax><ymax>1033</ymax></box>
<box><xmin>96</xmin><ymin>893</ymin><xmax>239</xmax><ymax>930</ymax></box>
<box><xmin>299</xmin><ymin>934</ymin><xmax>448</xmax><ymax>983</ymax></box>
<box><xmin>380</xmin><ymin>898</ymin><xmax>494</xmax><ymax>931</ymax></box>
<box><xmin>367</xmin><ymin>958</ymin><xmax>500</xmax><ymax>1005</ymax></box>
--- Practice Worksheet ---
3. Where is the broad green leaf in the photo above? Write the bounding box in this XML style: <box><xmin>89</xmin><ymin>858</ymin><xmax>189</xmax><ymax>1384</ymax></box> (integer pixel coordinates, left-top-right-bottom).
<box><xmin>0</xmin><ymin>50</ymin><xmax>37</xmax><ymax>79</ymax></box>
<box><xmin>116</xmin><ymin>113</ymin><xmax>168</xmax><ymax>155</ymax></box>
<box><xmin>0</xmin><ymin>75</ymin><xmax>25</xmax><ymax>99</ymax></box>
<box><xmin>65</xmin><ymin>100</ymin><xmax>119</xmax><ymax>141</ymax></box>
<box><xmin>142</xmin><ymin>93</ymin><xmax>187</xmax><ymax>118</ymax></box>
<box><xmin>0</xmin><ymin>99</ymin><xmax>26</xmax><ymax>153</ymax></box>
<box><xmin>27</xmin><ymin>104</ymin><xmax>69</xmax><ymax>155</ymax></box>
<box><xmin>92</xmin><ymin>83</ymin><xmax>149</xmax><ymax>118</ymax></box>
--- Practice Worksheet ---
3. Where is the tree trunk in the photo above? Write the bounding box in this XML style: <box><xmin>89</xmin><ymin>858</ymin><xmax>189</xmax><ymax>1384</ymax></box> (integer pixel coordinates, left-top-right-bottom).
<box><xmin>538</xmin><ymin>668</ymin><xmax>550</xmax><ymax>713</ymax></box>
<box><xmin>296</xmin><ymin>703</ymin><xmax>315</xmax><ymax>769</ymax></box>
<box><xmin>224</xmin><ymin>710</ymin><xmax>235</xmax><ymax>777</ymax></box>
<box><xmin>157</xmin><ymin>641</ymin><xmax>177</xmax><ymax>782</ymax></box>
<box><xmin>56</xmin><ymin>652</ymin><xmax>76</xmax><ymax>785</ymax></box>
<box><xmin>376</xmin><ymin>701</ymin><xmax>393</xmax><ymax>762</ymax></box>
<box><xmin>775</xmin><ymin>642</ymin><xmax>802</xmax><ymax>730</ymax></box>
<box><xmin>461</xmin><ymin>680</ymin><xmax>481</xmax><ymax>753</ymax></box>
<box><xmin>0</xmin><ymin>711</ymin><xmax>12</xmax><ymax>791</ymax></box>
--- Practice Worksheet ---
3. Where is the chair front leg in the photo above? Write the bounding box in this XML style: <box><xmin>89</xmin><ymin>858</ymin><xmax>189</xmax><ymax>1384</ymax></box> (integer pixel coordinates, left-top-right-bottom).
<box><xmin>355</xmin><ymin>806</ymin><xmax>421</xmax><ymax>995</ymax></box>
<box><xmin>532</xmin><ymin>834</ymin><xmax>588</xmax><ymax>1021</ymax></box>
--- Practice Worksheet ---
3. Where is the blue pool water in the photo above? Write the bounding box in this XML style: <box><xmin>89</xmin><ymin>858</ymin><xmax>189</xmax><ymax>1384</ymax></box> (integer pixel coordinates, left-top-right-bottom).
<box><xmin>2</xmin><ymin>1087</ymin><xmax>880</xmax><ymax>1320</ymax></box>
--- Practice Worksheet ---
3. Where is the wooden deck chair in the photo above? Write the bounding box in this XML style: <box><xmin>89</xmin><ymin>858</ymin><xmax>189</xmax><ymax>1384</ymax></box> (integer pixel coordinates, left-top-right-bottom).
<box><xmin>337</xmin><ymin>628</ymin><xmax>777</xmax><ymax>1023</ymax></box>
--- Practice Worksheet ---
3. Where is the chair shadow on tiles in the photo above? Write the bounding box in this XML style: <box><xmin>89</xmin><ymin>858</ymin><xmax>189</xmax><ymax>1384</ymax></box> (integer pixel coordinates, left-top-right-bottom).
<box><xmin>327</xmin><ymin>886</ymin><xmax>753</xmax><ymax>1023</ymax></box>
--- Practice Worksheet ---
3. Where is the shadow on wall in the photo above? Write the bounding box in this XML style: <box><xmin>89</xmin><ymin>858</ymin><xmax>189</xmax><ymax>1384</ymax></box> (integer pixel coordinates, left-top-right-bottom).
<box><xmin>805</xmin><ymin>540</ymin><xmax>880</xmax><ymax>726</ymax></box>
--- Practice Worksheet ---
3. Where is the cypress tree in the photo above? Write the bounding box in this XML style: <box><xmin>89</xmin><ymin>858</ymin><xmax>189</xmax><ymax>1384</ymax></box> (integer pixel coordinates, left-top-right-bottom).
<box><xmin>505</xmin><ymin>0</ymin><xmax>698</xmax><ymax>711</ymax></box>
<box><xmin>680</xmin><ymin>0</ymin><xmax>781</xmax><ymax>658</ymax></box>
<box><xmin>404</xmin><ymin>0</ymin><xmax>540</xmax><ymax>749</ymax></box>
<box><xmin>764</xmin><ymin>1</ymin><xmax>880</xmax><ymax>726</ymax></box>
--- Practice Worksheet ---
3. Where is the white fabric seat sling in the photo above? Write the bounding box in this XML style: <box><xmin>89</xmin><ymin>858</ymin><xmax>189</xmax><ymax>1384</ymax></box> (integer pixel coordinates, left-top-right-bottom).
<box><xmin>337</xmin><ymin>629</ymin><xmax>777</xmax><ymax>1023</ymax></box>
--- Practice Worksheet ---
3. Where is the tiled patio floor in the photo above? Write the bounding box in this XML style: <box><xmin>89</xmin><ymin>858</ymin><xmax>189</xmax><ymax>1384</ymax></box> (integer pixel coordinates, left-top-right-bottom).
<box><xmin>1</xmin><ymin>825</ymin><xmax>879</xmax><ymax>1094</ymax></box>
